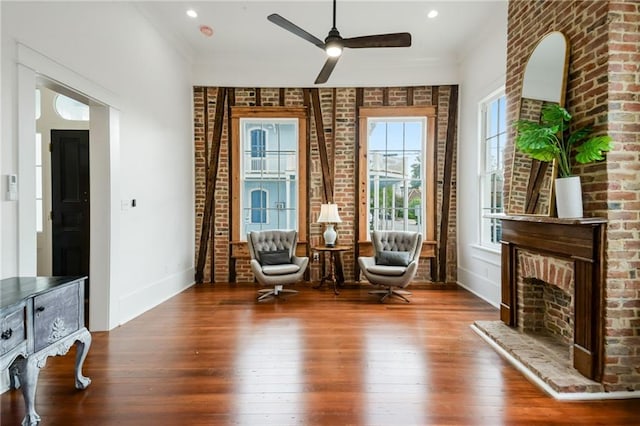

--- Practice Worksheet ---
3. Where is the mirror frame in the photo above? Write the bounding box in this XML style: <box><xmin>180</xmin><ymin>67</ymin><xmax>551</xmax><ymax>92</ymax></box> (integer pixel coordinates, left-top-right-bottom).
<box><xmin>507</xmin><ymin>31</ymin><xmax>570</xmax><ymax>216</ymax></box>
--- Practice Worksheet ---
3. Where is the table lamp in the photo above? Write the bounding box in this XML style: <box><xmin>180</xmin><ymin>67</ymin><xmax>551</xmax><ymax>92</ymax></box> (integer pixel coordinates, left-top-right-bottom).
<box><xmin>317</xmin><ymin>203</ymin><xmax>342</xmax><ymax>247</ymax></box>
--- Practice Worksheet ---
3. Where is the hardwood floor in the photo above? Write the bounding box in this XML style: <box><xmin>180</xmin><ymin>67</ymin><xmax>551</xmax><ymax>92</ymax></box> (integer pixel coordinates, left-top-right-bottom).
<box><xmin>2</xmin><ymin>284</ymin><xmax>638</xmax><ymax>425</ymax></box>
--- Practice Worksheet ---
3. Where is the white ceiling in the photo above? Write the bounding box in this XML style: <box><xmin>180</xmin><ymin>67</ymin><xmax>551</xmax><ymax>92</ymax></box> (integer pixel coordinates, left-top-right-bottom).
<box><xmin>137</xmin><ymin>1</ymin><xmax>507</xmax><ymax>87</ymax></box>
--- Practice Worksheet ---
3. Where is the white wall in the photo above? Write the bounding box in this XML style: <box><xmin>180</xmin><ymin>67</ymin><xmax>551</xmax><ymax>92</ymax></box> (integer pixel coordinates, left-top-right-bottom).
<box><xmin>1</xmin><ymin>2</ymin><xmax>195</xmax><ymax>330</ymax></box>
<box><xmin>456</xmin><ymin>5</ymin><xmax>508</xmax><ymax>307</ymax></box>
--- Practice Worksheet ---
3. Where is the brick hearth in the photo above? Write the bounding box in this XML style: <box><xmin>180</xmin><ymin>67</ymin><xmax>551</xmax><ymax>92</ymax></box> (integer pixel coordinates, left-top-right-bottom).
<box><xmin>473</xmin><ymin>320</ymin><xmax>604</xmax><ymax>394</ymax></box>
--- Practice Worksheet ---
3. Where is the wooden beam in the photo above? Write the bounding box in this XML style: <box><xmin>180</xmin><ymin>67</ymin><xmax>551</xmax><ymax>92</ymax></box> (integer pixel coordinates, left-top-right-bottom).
<box><xmin>353</xmin><ymin>88</ymin><xmax>364</xmax><ymax>281</ymax></box>
<box><xmin>437</xmin><ymin>85</ymin><xmax>458</xmax><ymax>283</ymax></box>
<box><xmin>205</xmin><ymin>88</ymin><xmax>215</xmax><ymax>283</ymax></box>
<box><xmin>525</xmin><ymin>160</ymin><xmax>549</xmax><ymax>214</ymax></box>
<box><xmin>227</xmin><ymin>88</ymin><xmax>236</xmax><ymax>283</ymax></box>
<box><xmin>195</xmin><ymin>87</ymin><xmax>227</xmax><ymax>284</ymax></box>
<box><xmin>310</xmin><ymin>88</ymin><xmax>334</xmax><ymax>203</ymax></box>
<box><xmin>255</xmin><ymin>88</ymin><xmax>261</xmax><ymax>106</ymax></box>
<box><xmin>279</xmin><ymin>88</ymin><xmax>285</xmax><ymax>106</ymax></box>
<box><xmin>383</xmin><ymin>88</ymin><xmax>389</xmax><ymax>106</ymax></box>
<box><xmin>303</xmin><ymin>89</ymin><xmax>312</xmax><ymax>281</ymax></box>
<box><xmin>407</xmin><ymin>87</ymin><xmax>414</xmax><ymax>106</ymax></box>
<box><xmin>430</xmin><ymin>86</ymin><xmax>440</xmax><ymax>282</ymax></box>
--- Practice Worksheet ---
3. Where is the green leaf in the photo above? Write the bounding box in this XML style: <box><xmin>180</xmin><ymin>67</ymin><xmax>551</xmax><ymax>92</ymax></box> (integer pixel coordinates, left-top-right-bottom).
<box><xmin>575</xmin><ymin>136</ymin><xmax>613</xmax><ymax>164</ymax></box>
<box><xmin>541</xmin><ymin>104</ymin><xmax>570</xmax><ymax>126</ymax></box>
<box><xmin>567</xmin><ymin>126</ymin><xmax>592</xmax><ymax>146</ymax></box>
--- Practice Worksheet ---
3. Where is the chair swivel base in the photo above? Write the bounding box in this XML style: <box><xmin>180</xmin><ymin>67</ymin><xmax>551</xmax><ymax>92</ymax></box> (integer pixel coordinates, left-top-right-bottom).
<box><xmin>257</xmin><ymin>284</ymin><xmax>298</xmax><ymax>301</ymax></box>
<box><xmin>369</xmin><ymin>288</ymin><xmax>412</xmax><ymax>303</ymax></box>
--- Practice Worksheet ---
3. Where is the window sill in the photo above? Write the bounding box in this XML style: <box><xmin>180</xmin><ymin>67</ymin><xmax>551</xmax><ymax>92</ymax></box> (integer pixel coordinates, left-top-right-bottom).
<box><xmin>470</xmin><ymin>243</ymin><xmax>501</xmax><ymax>256</ymax></box>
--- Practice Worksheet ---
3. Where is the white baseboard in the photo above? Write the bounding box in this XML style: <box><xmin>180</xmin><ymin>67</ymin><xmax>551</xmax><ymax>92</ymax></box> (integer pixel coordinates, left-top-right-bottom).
<box><xmin>117</xmin><ymin>267</ymin><xmax>195</xmax><ymax>327</ymax></box>
<box><xmin>457</xmin><ymin>266</ymin><xmax>500</xmax><ymax>308</ymax></box>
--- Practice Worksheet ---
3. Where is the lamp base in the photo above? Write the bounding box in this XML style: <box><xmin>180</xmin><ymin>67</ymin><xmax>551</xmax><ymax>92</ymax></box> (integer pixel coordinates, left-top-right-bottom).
<box><xmin>323</xmin><ymin>224</ymin><xmax>337</xmax><ymax>247</ymax></box>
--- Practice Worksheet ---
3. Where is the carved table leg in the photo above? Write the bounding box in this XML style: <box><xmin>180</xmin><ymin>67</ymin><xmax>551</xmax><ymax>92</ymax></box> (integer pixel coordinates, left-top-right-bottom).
<box><xmin>14</xmin><ymin>357</ymin><xmax>41</xmax><ymax>426</ymax></box>
<box><xmin>74</xmin><ymin>329</ymin><xmax>92</xmax><ymax>389</ymax></box>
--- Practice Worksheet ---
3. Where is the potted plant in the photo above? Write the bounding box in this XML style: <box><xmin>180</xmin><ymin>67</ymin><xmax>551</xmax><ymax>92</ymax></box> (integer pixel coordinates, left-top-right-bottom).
<box><xmin>514</xmin><ymin>103</ymin><xmax>613</xmax><ymax>218</ymax></box>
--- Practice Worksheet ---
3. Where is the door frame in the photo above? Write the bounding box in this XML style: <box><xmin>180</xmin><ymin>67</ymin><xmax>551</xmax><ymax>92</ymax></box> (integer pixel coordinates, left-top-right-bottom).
<box><xmin>17</xmin><ymin>43</ymin><xmax>121</xmax><ymax>331</ymax></box>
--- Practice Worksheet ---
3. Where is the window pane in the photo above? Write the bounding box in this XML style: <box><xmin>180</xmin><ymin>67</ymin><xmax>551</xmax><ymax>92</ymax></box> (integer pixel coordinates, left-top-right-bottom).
<box><xmin>35</xmin><ymin>89</ymin><xmax>41</xmax><ymax>120</ymax></box>
<box><xmin>35</xmin><ymin>166</ymin><xmax>43</xmax><ymax>199</ymax></box>
<box><xmin>404</xmin><ymin>122</ymin><xmax>422</xmax><ymax>151</ymax></box>
<box><xmin>35</xmin><ymin>133</ymin><xmax>42</xmax><ymax>166</ymax></box>
<box><xmin>368</xmin><ymin>122</ymin><xmax>386</xmax><ymax>151</ymax></box>
<box><xmin>498</xmin><ymin>97</ymin><xmax>506</xmax><ymax>133</ymax></box>
<box><xmin>36</xmin><ymin>199</ymin><xmax>43</xmax><ymax>233</ymax></box>
<box><xmin>55</xmin><ymin>94</ymin><xmax>89</xmax><ymax>121</ymax></box>
<box><xmin>485</xmin><ymin>137</ymin><xmax>498</xmax><ymax>172</ymax></box>
<box><xmin>489</xmin><ymin>101</ymin><xmax>499</xmax><ymax>137</ymax></box>
<box><xmin>386</xmin><ymin>122</ymin><xmax>404</xmax><ymax>149</ymax></box>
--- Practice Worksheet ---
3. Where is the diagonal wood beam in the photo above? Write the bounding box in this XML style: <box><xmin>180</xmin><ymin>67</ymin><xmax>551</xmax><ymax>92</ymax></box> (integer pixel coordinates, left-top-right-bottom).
<box><xmin>310</xmin><ymin>88</ymin><xmax>334</xmax><ymax>203</ymax></box>
<box><xmin>196</xmin><ymin>87</ymin><xmax>227</xmax><ymax>284</ymax></box>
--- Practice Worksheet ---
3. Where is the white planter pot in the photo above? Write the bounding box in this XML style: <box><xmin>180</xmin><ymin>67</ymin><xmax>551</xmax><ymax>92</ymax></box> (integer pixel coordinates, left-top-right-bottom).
<box><xmin>555</xmin><ymin>176</ymin><xmax>583</xmax><ymax>218</ymax></box>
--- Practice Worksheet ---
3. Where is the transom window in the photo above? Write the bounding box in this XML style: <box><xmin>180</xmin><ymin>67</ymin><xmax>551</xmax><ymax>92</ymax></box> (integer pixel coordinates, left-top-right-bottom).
<box><xmin>54</xmin><ymin>94</ymin><xmax>90</xmax><ymax>121</ymax></box>
<box><xmin>358</xmin><ymin>107</ymin><xmax>436</xmax><ymax>247</ymax></box>
<box><xmin>231</xmin><ymin>108</ymin><xmax>307</xmax><ymax>242</ymax></box>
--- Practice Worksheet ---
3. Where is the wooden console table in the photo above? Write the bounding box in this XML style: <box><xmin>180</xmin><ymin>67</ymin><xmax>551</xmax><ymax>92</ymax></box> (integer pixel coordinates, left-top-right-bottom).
<box><xmin>1</xmin><ymin>276</ymin><xmax>92</xmax><ymax>426</ymax></box>
<box><xmin>498</xmin><ymin>215</ymin><xmax>606</xmax><ymax>380</ymax></box>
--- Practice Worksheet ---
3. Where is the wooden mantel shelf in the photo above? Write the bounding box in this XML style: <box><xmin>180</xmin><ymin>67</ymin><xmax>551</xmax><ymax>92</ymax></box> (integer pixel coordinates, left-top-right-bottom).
<box><xmin>498</xmin><ymin>215</ymin><xmax>606</xmax><ymax>381</ymax></box>
<box><xmin>488</xmin><ymin>213</ymin><xmax>607</xmax><ymax>226</ymax></box>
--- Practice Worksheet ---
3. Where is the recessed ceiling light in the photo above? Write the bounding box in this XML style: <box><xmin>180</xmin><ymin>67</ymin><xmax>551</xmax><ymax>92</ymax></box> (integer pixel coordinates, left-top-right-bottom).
<box><xmin>186</xmin><ymin>9</ymin><xmax>198</xmax><ymax>19</ymax></box>
<box><xmin>427</xmin><ymin>10</ymin><xmax>439</xmax><ymax>19</ymax></box>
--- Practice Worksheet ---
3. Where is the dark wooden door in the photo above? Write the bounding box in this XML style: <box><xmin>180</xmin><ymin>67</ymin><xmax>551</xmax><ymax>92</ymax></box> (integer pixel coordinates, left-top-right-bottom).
<box><xmin>51</xmin><ymin>129</ymin><xmax>90</xmax><ymax>280</ymax></box>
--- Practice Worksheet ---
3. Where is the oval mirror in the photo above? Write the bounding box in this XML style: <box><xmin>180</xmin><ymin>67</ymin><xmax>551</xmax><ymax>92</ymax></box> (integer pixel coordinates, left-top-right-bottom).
<box><xmin>508</xmin><ymin>31</ymin><xmax>569</xmax><ymax>215</ymax></box>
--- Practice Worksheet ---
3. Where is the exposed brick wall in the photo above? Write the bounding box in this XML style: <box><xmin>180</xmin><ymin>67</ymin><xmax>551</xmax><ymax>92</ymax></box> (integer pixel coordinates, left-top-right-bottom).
<box><xmin>603</xmin><ymin>0</ymin><xmax>640</xmax><ymax>392</ymax></box>
<box><xmin>194</xmin><ymin>86</ymin><xmax>458</xmax><ymax>285</ymax></box>
<box><xmin>506</xmin><ymin>0</ymin><xmax>640</xmax><ymax>391</ymax></box>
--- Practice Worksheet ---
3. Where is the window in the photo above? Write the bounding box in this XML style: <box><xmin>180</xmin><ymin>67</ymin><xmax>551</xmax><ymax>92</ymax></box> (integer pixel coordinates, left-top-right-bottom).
<box><xmin>231</xmin><ymin>107</ymin><xmax>307</xmax><ymax>242</ymax></box>
<box><xmin>35</xmin><ymin>133</ymin><xmax>43</xmax><ymax>232</ymax></box>
<box><xmin>480</xmin><ymin>91</ymin><xmax>506</xmax><ymax>248</ymax></box>
<box><xmin>54</xmin><ymin>94</ymin><xmax>89</xmax><ymax>121</ymax></box>
<box><xmin>358</xmin><ymin>107</ymin><xmax>436</xmax><ymax>251</ymax></box>
<box><xmin>367</xmin><ymin>118</ymin><xmax>425</xmax><ymax>233</ymax></box>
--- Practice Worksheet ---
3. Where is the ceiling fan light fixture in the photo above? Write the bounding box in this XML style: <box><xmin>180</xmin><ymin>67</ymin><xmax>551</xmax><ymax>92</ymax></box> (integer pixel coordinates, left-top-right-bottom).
<box><xmin>325</xmin><ymin>41</ymin><xmax>343</xmax><ymax>57</ymax></box>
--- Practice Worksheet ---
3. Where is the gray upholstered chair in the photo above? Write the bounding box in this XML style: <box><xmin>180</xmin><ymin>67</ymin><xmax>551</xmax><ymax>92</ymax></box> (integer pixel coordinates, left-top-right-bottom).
<box><xmin>247</xmin><ymin>230</ymin><xmax>309</xmax><ymax>301</ymax></box>
<box><xmin>358</xmin><ymin>230</ymin><xmax>422</xmax><ymax>303</ymax></box>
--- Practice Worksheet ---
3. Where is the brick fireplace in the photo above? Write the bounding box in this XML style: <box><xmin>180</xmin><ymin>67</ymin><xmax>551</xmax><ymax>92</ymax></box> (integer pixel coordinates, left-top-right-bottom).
<box><xmin>474</xmin><ymin>215</ymin><xmax>609</xmax><ymax>394</ymax></box>
<box><xmin>517</xmin><ymin>250</ymin><xmax>575</xmax><ymax>347</ymax></box>
<box><xmin>499</xmin><ymin>215</ymin><xmax>606</xmax><ymax>381</ymax></box>
<box><xmin>472</xmin><ymin>215</ymin><xmax>610</xmax><ymax>394</ymax></box>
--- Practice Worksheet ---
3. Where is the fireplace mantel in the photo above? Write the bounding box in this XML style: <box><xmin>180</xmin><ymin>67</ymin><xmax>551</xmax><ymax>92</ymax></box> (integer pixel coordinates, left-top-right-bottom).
<box><xmin>497</xmin><ymin>214</ymin><xmax>606</xmax><ymax>380</ymax></box>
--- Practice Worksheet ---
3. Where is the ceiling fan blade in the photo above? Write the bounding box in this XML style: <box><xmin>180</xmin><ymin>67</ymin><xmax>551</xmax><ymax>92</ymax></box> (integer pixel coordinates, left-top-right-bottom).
<box><xmin>267</xmin><ymin>14</ymin><xmax>325</xmax><ymax>49</ymax></box>
<box><xmin>343</xmin><ymin>32</ymin><xmax>412</xmax><ymax>49</ymax></box>
<box><xmin>314</xmin><ymin>56</ymin><xmax>340</xmax><ymax>84</ymax></box>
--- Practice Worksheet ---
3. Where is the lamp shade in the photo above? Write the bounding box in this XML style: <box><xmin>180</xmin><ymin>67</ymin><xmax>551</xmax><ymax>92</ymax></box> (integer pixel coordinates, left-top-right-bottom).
<box><xmin>317</xmin><ymin>203</ymin><xmax>342</xmax><ymax>223</ymax></box>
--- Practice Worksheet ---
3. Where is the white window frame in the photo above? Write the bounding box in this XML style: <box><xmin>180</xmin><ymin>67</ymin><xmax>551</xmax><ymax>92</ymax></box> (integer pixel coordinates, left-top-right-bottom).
<box><xmin>479</xmin><ymin>88</ymin><xmax>506</xmax><ymax>250</ymax></box>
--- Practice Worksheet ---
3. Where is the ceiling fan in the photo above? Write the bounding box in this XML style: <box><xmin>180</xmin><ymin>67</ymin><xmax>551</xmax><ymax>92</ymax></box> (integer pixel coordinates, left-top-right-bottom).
<box><xmin>267</xmin><ymin>0</ymin><xmax>412</xmax><ymax>84</ymax></box>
